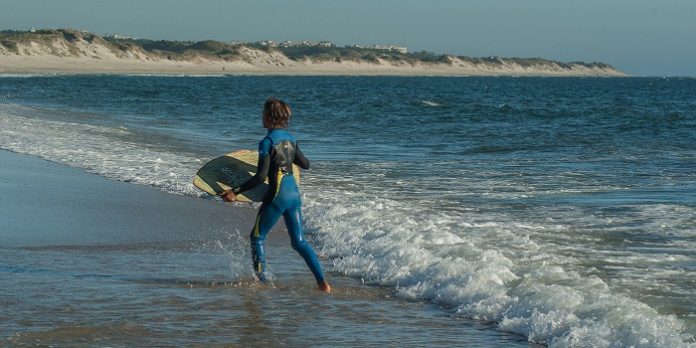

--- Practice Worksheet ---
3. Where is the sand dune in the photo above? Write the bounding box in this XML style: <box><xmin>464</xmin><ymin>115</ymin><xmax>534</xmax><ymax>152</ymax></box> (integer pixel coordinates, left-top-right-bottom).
<box><xmin>0</xmin><ymin>30</ymin><xmax>624</xmax><ymax>76</ymax></box>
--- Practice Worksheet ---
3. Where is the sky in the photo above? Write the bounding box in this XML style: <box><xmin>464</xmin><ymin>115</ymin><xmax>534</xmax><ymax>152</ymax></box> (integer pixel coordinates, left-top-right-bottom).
<box><xmin>2</xmin><ymin>0</ymin><xmax>695</xmax><ymax>76</ymax></box>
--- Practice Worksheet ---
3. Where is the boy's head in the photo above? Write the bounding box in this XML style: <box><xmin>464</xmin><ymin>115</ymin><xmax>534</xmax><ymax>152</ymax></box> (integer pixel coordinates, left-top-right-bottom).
<box><xmin>263</xmin><ymin>98</ymin><xmax>291</xmax><ymax>129</ymax></box>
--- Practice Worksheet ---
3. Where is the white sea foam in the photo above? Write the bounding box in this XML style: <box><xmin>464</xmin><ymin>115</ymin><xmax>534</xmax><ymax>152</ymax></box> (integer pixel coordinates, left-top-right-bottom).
<box><xmin>1</xmin><ymin>104</ymin><xmax>694</xmax><ymax>346</ymax></box>
<box><xmin>0</xmin><ymin>105</ymin><xmax>204</xmax><ymax>197</ymax></box>
<box><xmin>301</xmin><ymin>188</ymin><xmax>695</xmax><ymax>347</ymax></box>
<box><xmin>0</xmin><ymin>73</ymin><xmax>61</xmax><ymax>78</ymax></box>
<box><xmin>422</xmin><ymin>100</ymin><xmax>441</xmax><ymax>107</ymax></box>
<box><xmin>119</xmin><ymin>73</ymin><xmax>228</xmax><ymax>78</ymax></box>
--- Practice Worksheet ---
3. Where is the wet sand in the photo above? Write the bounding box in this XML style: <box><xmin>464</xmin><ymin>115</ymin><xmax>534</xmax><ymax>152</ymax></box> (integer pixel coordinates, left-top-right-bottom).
<box><xmin>0</xmin><ymin>150</ymin><xmax>535</xmax><ymax>346</ymax></box>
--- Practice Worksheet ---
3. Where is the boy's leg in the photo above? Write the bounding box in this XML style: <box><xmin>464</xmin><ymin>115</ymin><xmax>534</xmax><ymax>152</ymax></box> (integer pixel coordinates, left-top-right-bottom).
<box><xmin>250</xmin><ymin>203</ymin><xmax>283</xmax><ymax>282</ymax></box>
<box><xmin>283</xmin><ymin>204</ymin><xmax>325</xmax><ymax>284</ymax></box>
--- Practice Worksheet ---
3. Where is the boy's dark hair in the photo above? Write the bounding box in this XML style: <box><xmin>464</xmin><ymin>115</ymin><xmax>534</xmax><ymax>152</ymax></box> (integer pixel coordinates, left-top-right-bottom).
<box><xmin>263</xmin><ymin>98</ymin><xmax>291</xmax><ymax>129</ymax></box>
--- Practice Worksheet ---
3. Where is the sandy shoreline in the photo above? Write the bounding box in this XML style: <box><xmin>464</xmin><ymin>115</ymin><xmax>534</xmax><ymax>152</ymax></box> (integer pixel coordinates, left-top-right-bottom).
<box><xmin>0</xmin><ymin>55</ymin><xmax>624</xmax><ymax>76</ymax></box>
<box><xmin>1</xmin><ymin>48</ymin><xmax>624</xmax><ymax>77</ymax></box>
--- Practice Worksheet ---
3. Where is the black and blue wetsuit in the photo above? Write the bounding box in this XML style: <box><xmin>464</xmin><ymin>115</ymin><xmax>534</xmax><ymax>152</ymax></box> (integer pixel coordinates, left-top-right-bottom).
<box><xmin>232</xmin><ymin>128</ymin><xmax>324</xmax><ymax>283</ymax></box>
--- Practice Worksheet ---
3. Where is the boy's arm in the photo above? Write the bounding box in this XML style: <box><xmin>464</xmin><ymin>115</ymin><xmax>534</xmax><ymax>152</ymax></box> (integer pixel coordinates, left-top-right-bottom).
<box><xmin>293</xmin><ymin>143</ymin><xmax>310</xmax><ymax>170</ymax></box>
<box><xmin>225</xmin><ymin>138</ymin><xmax>272</xmax><ymax>197</ymax></box>
<box><xmin>231</xmin><ymin>153</ymin><xmax>270</xmax><ymax>195</ymax></box>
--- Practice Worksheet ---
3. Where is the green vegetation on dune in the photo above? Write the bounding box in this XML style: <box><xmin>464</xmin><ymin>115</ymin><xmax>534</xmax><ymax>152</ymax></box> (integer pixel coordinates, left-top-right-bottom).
<box><xmin>276</xmin><ymin>46</ymin><xmax>454</xmax><ymax>65</ymax></box>
<box><xmin>104</xmin><ymin>37</ymin><xmax>246</xmax><ymax>60</ymax></box>
<box><xmin>1</xmin><ymin>29</ymin><xmax>96</xmax><ymax>44</ymax></box>
<box><xmin>278</xmin><ymin>45</ymin><xmax>396</xmax><ymax>63</ymax></box>
<box><xmin>0</xmin><ymin>29</ymin><xmax>106</xmax><ymax>56</ymax></box>
<box><xmin>0</xmin><ymin>28</ymin><xmax>618</xmax><ymax>72</ymax></box>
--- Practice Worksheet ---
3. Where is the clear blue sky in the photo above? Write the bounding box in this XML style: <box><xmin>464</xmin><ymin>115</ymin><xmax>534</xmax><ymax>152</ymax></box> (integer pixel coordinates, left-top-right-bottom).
<box><xmin>2</xmin><ymin>0</ymin><xmax>695</xmax><ymax>76</ymax></box>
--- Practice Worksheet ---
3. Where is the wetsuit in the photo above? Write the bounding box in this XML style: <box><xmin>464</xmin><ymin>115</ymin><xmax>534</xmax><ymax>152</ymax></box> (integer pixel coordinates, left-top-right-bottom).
<box><xmin>232</xmin><ymin>128</ymin><xmax>324</xmax><ymax>283</ymax></box>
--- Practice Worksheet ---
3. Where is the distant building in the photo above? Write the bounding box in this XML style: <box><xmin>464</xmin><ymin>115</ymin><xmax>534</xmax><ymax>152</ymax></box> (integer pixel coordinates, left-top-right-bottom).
<box><xmin>374</xmin><ymin>45</ymin><xmax>408</xmax><ymax>53</ymax></box>
<box><xmin>346</xmin><ymin>44</ymin><xmax>408</xmax><ymax>53</ymax></box>
<box><xmin>391</xmin><ymin>46</ymin><xmax>408</xmax><ymax>54</ymax></box>
<box><xmin>263</xmin><ymin>40</ymin><xmax>336</xmax><ymax>48</ymax></box>
<box><xmin>105</xmin><ymin>34</ymin><xmax>135</xmax><ymax>40</ymax></box>
<box><xmin>259</xmin><ymin>40</ymin><xmax>278</xmax><ymax>47</ymax></box>
<box><xmin>256</xmin><ymin>40</ymin><xmax>405</xmax><ymax>51</ymax></box>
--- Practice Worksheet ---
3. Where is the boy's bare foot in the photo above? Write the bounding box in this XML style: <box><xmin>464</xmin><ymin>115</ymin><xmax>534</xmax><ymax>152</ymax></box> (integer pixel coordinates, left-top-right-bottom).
<box><xmin>318</xmin><ymin>280</ymin><xmax>331</xmax><ymax>293</ymax></box>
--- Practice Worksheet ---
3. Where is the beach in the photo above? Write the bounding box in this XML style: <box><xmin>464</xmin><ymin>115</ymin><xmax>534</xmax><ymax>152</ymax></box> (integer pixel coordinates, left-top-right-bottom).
<box><xmin>0</xmin><ymin>54</ymin><xmax>623</xmax><ymax>77</ymax></box>
<box><xmin>0</xmin><ymin>150</ymin><xmax>534</xmax><ymax>346</ymax></box>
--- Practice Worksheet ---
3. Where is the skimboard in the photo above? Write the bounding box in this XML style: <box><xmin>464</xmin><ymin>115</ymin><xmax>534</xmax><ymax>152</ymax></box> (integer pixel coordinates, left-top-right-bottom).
<box><xmin>193</xmin><ymin>149</ymin><xmax>300</xmax><ymax>202</ymax></box>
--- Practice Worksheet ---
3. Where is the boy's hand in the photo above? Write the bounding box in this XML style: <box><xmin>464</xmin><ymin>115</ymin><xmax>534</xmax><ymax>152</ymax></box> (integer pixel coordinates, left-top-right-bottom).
<box><xmin>221</xmin><ymin>190</ymin><xmax>237</xmax><ymax>202</ymax></box>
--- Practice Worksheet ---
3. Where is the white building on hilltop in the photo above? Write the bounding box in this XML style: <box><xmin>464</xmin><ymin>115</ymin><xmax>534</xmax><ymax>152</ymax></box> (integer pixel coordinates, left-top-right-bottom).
<box><xmin>346</xmin><ymin>44</ymin><xmax>408</xmax><ymax>53</ymax></box>
<box><xmin>105</xmin><ymin>34</ymin><xmax>136</xmax><ymax>40</ymax></box>
<box><xmin>267</xmin><ymin>40</ymin><xmax>336</xmax><ymax>48</ymax></box>
<box><xmin>259</xmin><ymin>40</ymin><xmax>279</xmax><ymax>47</ymax></box>
<box><xmin>379</xmin><ymin>45</ymin><xmax>408</xmax><ymax>54</ymax></box>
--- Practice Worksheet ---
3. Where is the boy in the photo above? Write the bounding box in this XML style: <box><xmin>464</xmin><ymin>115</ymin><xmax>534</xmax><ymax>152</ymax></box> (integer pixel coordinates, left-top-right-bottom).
<box><xmin>221</xmin><ymin>98</ymin><xmax>331</xmax><ymax>293</ymax></box>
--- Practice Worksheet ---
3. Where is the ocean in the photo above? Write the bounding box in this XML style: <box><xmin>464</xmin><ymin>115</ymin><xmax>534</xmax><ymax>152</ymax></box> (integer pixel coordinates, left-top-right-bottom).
<box><xmin>1</xmin><ymin>75</ymin><xmax>694</xmax><ymax>346</ymax></box>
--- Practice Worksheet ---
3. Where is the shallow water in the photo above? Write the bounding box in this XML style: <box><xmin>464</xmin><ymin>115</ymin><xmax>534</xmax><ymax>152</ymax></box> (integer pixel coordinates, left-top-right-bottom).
<box><xmin>2</xmin><ymin>243</ymin><xmax>531</xmax><ymax>347</ymax></box>
<box><xmin>0</xmin><ymin>151</ymin><xmax>532</xmax><ymax>347</ymax></box>
<box><xmin>0</xmin><ymin>152</ymin><xmax>528</xmax><ymax>347</ymax></box>
<box><xmin>1</xmin><ymin>75</ymin><xmax>695</xmax><ymax>346</ymax></box>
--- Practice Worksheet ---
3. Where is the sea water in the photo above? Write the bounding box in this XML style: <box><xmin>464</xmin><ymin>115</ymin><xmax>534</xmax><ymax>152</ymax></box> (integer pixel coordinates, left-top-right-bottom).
<box><xmin>1</xmin><ymin>75</ymin><xmax>694</xmax><ymax>346</ymax></box>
